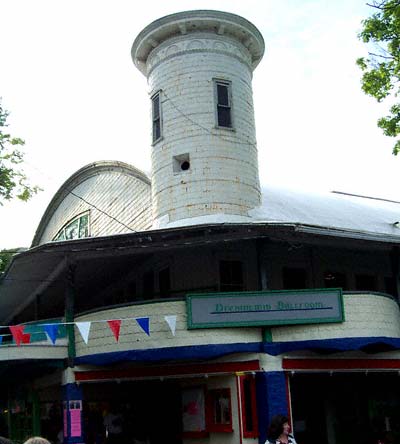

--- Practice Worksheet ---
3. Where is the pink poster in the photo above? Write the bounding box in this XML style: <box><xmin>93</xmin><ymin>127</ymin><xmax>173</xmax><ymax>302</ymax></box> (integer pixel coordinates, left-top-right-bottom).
<box><xmin>63</xmin><ymin>408</ymin><xmax>67</xmax><ymax>437</ymax></box>
<box><xmin>70</xmin><ymin>409</ymin><xmax>81</xmax><ymax>437</ymax></box>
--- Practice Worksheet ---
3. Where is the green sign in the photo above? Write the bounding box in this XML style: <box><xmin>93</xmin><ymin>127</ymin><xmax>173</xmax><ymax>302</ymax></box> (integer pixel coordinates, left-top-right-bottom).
<box><xmin>187</xmin><ymin>288</ymin><xmax>344</xmax><ymax>329</ymax></box>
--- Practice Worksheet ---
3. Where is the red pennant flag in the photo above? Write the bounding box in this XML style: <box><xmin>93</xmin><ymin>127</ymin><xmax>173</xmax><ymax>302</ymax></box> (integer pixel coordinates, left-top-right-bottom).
<box><xmin>22</xmin><ymin>333</ymin><xmax>31</xmax><ymax>344</ymax></box>
<box><xmin>9</xmin><ymin>325</ymin><xmax>25</xmax><ymax>346</ymax></box>
<box><xmin>107</xmin><ymin>320</ymin><xmax>122</xmax><ymax>342</ymax></box>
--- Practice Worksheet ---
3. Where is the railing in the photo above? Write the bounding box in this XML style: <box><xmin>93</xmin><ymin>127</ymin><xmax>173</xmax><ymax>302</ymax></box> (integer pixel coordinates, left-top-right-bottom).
<box><xmin>1</xmin><ymin>318</ymin><xmax>67</xmax><ymax>346</ymax></box>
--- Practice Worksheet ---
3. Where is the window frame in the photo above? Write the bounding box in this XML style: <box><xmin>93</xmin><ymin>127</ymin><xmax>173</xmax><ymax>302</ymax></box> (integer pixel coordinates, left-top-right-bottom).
<box><xmin>213</xmin><ymin>79</ymin><xmax>233</xmax><ymax>129</ymax></box>
<box><xmin>53</xmin><ymin>211</ymin><xmax>90</xmax><ymax>242</ymax></box>
<box><xmin>239</xmin><ymin>375</ymin><xmax>258</xmax><ymax>439</ymax></box>
<box><xmin>151</xmin><ymin>90</ymin><xmax>163</xmax><ymax>144</ymax></box>
<box><xmin>206</xmin><ymin>388</ymin><xmax>233</xmax><ymax>433</ymax></box>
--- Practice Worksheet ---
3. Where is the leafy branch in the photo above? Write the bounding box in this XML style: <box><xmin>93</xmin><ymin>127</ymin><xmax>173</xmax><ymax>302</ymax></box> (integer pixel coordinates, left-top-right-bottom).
<box><xmin>0</xmin><ymin>99</ymin><xmax>41</xmax><ymax>203</ymax></box>
<box><xmin>357</xmin><ymin>0</ymin><xmax>400</xmax><ymax>154</ymax></box>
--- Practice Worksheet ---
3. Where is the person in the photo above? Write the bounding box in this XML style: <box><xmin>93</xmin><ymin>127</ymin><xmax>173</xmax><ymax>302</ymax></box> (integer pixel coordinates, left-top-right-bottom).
<box><xmin>103</xmin><ymin>404</ymin><xmax>123</xmax><ymax>444</ymax></box>
<box><xmin>0</xmin><ymin>437</ymin><xmax>14</xmax><ymax>444</ymax></box>
<box><xmin>23</xmin><ymin>438</ymin><xmax>51</xmax><ymax>444</ymax></box>
<box><xmin>265</xmin><ymin>414</ymin><xmax>297</xmax><ymax>444</ymax></box>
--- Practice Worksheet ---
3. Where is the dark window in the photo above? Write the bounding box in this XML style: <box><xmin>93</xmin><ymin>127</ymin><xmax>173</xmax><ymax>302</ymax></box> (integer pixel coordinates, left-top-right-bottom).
<box><xmin>215</xmin><ymin>80</ymin><xmax>232</xmax><ymax>128</ymax></box>
<box><xmin>143</xmin><ymin>271</ymin><xmax>154</xmax><ymax>298</ymax></box>
<box><xmin>152</xmin><ymin>92</ymin><xmax>162</xmax><ymax>143</ymax></box>
<box><xmin>240</xmin><ymin>376</ymin><xmax>258</xmax><ymax>438</ymax></box>
<box><xmin>282</xmin><ymin>267</ymin><xmax>307</xmax><ymax>289</ymax></box>
<box><xmin>159</xmin><ymin>267</ymin><xmax>171</xmax><ymax>297</ymax></box>
<box><xmin>127</xmin><ymin>281</ymin><xmax>137</xmax><ymax>300</ymax></box>
<box><xmin>219</xmin><ymin>260</ymin><xmax>243</xmax><ymax>292</ymax></box>
<box><xmin>324</xmin><ymin>271</ymin><xmax>347</xmax><ymax>290</ymax></box>
<box><xmin>355</xmin><ymin>274</ymin><xmax>377</xmax><ymax>292</ymax></box>
<box><xmin>385</xmin><ymin>277</ymin><xmax>397</xmax><ymax>296</ymax></box>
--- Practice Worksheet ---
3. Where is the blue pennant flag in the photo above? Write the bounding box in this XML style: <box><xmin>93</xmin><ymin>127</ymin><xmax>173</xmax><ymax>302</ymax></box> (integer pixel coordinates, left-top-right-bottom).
<box><xmin>43</xmin><ymin>324</ymin><xmax>58</xmax><ymax>345</ymax></box>
<box><xmin>136</xmin><ymin>317</ymin><xmax>150</xmax><ymax>336</ymax></box>
<box><xmin>0</xmin><ymin>335</ymin><xmax>3</xmax><ymax>345</ymax></box>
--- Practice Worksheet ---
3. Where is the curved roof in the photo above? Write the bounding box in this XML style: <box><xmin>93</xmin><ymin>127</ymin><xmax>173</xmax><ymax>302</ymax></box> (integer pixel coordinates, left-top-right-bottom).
<box><xmin>31</xmin><ymin>161</ymin><xmax>151</xmax><ymax>247</ymax></box>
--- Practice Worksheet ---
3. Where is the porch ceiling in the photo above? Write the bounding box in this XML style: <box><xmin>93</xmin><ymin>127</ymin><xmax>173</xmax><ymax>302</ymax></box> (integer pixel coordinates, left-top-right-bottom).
<box><xmin>0</xmin><ymin>222</ymin><xmax>396</xmax><ymax>323</ymax></box>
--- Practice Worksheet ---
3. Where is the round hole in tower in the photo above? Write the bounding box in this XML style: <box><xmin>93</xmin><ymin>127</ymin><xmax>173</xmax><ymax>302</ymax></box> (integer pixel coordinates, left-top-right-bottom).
<box><xmin>181</xmin><ymin>160</ymin><xmax>190</xmax><ymax>171</ymax></box>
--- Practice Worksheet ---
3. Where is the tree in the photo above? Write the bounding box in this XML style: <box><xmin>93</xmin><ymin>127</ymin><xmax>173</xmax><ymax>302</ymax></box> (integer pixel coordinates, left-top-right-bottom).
<box><xmin>0</xmin><ymin>99</ymin><xmax>40</xmax><ymax>203</ymax></box>
<box><xmin>357</xmin><ymin>0</ymin><xmax>400</xmax><ymax>155</ymax></box>
<box><xmin>0</xmin><ymin>248</ymin><xmax>19</xmax><ymax>273</ymax></box>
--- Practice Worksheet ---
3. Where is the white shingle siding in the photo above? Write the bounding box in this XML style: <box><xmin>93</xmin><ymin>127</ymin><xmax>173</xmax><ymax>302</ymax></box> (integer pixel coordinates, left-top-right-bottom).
<box><xmin>147</xmin><ymin>33</ymin><xmax>261</xmax><ymax>223</ymax></box>
<box><xmin>74</xmin><ymin>293</ymin><xmax>400</xmax><ymax>358</ymax></box>
<box><xmin>74</xmin><ymin>300</ymin><xmax>261</xmax><ymax>357</ymax></box>
<box><xmin>271</xmin><ymin>293</ymin><xmax>400</xmax><ymax>342</ymax></box>
<box><xmin>36</xmin><ymin>166</ymin><xmax>152</xmax><ymax>245</ymax></box>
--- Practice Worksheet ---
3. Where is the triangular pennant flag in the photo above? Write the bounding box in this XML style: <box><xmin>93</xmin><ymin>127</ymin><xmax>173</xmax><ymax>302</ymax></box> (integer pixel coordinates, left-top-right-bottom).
<box><xmin>164</xmin><ymin>315</ymin><xmax>177</xmax><ymax>336</ymax></box>
<box><xmin>9</xmin><ymin>325</ymin><xmax>25</xmax><ymax>346</ymax></box>
<box><xmin>76</xmin><ymin>322</ymin><xmax>91</xmax><ymax>344</ymax></box>
<box><xmin>107</xmin><ymin>320</ymin><xmax>122</xmax><ymax>342</ymax></box>
<box><xmin>136</xmin><ymin>317</ymin><xmax>150</xmax><ymax>336</ymax></box>
<box><xmin>21</xmin><ymin>333</ymin><xmax>31</xmax><ymax>344</ymax></box>
<box><xmin>43</xmin><ymin>324</ymin><xmax>58</xmax><ymax>345</ymax></box>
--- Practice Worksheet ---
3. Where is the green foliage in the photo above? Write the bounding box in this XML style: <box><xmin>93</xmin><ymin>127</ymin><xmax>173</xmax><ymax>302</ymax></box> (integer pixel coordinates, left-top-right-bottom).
<box><xmin>357</xmin><ymin>0</ymin><xmax>400</xmax><ymax>154</ymax></box>
<box><xmin>0</xmin><ymin>99</ymin><xmax>40</xmax><ymax>203</ymax></box>
<box><xmin>0</xmin><ymin>248</ymin><xmax>19</xmax><ymax>273</ymax></box>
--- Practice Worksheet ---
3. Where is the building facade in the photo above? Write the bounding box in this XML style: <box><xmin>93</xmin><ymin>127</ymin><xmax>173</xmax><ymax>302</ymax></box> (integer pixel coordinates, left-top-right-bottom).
<box><xmin>1</xmin><ymin>10</ymin><xmax>400</xmax><ymax>444</ymax></box>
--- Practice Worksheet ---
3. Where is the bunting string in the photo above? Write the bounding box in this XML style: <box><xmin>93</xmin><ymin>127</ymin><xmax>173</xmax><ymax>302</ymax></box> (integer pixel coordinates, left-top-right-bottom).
<box><xmin>0</xmin><ymin>314</ymin><xmax>178</xmax><ymax>346</ymax></box>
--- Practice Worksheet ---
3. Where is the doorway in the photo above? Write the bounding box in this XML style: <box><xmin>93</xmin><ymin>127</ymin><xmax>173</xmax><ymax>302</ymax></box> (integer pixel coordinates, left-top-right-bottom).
<box><xmin>83</xmin><ymin>380</ymin><xmax>182</xmax><ymax>444</ymax></box>
<box><xmin>290</xmin><ymin>373</ymin><xmax>400</xmax><ymax>444</ymax></box>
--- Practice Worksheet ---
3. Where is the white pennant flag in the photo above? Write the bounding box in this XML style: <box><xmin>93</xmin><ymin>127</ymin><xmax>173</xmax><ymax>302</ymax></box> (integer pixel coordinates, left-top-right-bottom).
<box><xmin>164</xmin><ymin>315</ymin><xmax>177</xmax><ymax>336</ymax></box>
<box><xmin>76</xmin><ymin>322</ymin><xmax>91</xmax><ymax>344</ymax></box>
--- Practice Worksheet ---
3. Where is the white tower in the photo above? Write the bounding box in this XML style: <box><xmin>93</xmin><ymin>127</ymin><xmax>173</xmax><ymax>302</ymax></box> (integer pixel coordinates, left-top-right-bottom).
<box><xmin>131</xmin><ymin>10</ymin><xmax>264</xmax><ymax>225</ymax></box>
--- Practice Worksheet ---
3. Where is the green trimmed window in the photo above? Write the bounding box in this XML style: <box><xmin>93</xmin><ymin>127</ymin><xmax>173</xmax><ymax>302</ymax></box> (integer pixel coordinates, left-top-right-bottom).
<box><xmin>53</xmin><ymin>213</ymin><xmax>89</xmax><ymax>241</ymax></box>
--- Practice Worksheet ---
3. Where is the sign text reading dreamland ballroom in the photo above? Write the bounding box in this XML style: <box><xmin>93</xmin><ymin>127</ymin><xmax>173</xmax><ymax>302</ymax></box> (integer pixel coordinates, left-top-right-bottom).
<box><xmin>186</xmin><ymin>289</ymin><xmax>344</xmax><ymax>329</ymax></box>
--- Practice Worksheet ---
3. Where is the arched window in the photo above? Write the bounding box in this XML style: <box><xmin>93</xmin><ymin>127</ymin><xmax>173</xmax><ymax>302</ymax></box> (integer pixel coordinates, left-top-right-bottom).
<box><xmin>53</xmin><ymin>212</ymin><xmax>90</xmax><ymax>241</ymax></box>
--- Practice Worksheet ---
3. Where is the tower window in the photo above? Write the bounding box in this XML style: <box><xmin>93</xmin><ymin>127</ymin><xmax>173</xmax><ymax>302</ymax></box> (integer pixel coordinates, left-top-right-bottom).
<box><xmin>214</xmin><ymin>79</ymin><xmax>232</xmax><ymax>128</ymax></box>
<box><xmin>152</xmin><ymin>91</ymin><xmax>162</xmax><ymax>144</ymax></box>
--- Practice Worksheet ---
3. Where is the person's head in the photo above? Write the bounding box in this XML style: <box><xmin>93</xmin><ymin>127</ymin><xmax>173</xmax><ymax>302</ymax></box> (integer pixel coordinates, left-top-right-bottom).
<box><xmin>268</xmin><ymin>414</ymin><xmax>290</xmax><ymax>440</ymax></box>
<box><xmin>23</xmin><ymin>437</ymin><xmax>50</xmax><ymax>444</ymax></box>
<box><xmin>0</xmin><ymin>437</ymin><xmax>13</xmax><ymax>444</ymax></box>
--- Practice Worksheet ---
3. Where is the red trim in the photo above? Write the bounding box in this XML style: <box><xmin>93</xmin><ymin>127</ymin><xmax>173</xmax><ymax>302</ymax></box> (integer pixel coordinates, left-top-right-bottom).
<box><xmin>283</xmin><ymin>358</ymin><xmax>400</xmax><ymax>370</ymax></box>
<box><xmin>285</xmin><ymin>373</ymin><xmax>292</xmax><ymax>428</ymax></box>
<box><xmin>239</xmin><ymin>375</ymin><xmax>258</xmax><ymax>439</ymax></box>
<box><xmin>236</xmin><ymin>375</ymin><xmax>243</xmax><ymax>444</ymax></box>
<box><xmin>75</xmin><ymin>360</ymin><xmax>260</xmax><ymax>382</ymax></box>
<box><xmin>206</xmin><ymin>388</ymin><xmax>233</xmax><ymax>433</ymax></box>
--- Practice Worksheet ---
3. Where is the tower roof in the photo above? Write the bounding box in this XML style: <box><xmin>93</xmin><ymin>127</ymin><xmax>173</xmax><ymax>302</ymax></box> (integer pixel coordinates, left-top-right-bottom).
<box><xmin>132</xmin><ymin>10</ymin><xmax>265</xmax><ymax>75</ymax></box>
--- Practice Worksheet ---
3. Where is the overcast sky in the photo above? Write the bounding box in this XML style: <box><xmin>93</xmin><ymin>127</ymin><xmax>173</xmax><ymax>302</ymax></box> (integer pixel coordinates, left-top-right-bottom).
<box><xmin>1</xmin><ymin>0</ymin><xmax>399</xmax><ymax>249</ymax></box>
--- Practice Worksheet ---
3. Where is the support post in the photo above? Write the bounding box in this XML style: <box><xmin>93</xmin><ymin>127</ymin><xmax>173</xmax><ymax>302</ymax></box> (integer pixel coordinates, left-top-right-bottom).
<box><xmin>256</xmin><ymin>371</ymin><xmax>289</xmax><ymax>444</ymax></box>
<box><xmin>65</xmin><ymin>264</ymin><xmax>76</xmax><ymax>367</ymax></box>
<box><xmin>62</xmin><ymin>381</ymin><xmax>84</xmax><ymax>444</ymax></box>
